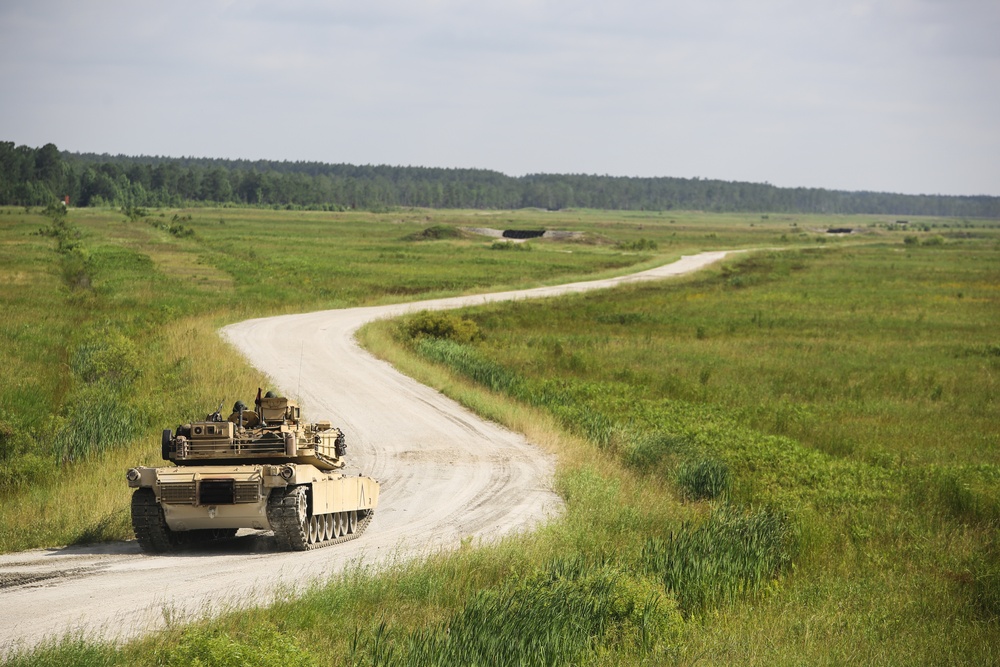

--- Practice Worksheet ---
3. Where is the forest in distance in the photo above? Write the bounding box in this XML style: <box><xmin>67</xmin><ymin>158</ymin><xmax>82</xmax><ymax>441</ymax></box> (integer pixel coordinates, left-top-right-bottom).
<box><xmin>2</xmin><ymin>140</ymin><xmax>999</xmax><ymax>218</ymax></box>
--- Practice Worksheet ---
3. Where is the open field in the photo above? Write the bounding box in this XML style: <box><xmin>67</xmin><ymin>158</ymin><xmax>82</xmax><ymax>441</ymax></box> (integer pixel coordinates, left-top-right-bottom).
<box><xmin>0</xmin><ymin>205</ymin><xmax>666</xmax><ymax>551</ymax></box>
<box><xmin>353</xmin><ymin>237</ymin><xmax>1000</xmax><ymax>664</ymax></box>
<box><xmin>1</xmin><ymin>206</ymin><xmax>997</xmax><ymax>664</ymax></box>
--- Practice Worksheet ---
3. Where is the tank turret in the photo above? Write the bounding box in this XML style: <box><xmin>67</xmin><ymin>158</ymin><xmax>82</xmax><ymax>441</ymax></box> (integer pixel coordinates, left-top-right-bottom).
<box><xmin>163</xmin><ymin>395</ymin><xmax>347</xmax><ymax>470</ymax></box>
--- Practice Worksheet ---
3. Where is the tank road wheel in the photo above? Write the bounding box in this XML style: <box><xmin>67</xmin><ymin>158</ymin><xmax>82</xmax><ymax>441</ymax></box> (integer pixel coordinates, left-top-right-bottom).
<box><xmin>267</xmin><ymin>486</ymin><xmax>310</xmax><ymax>551</ymax></box>
<box><xmin>347</xmin><ymin>510</ymin><xmax>358</xmax><ymax>534</ymax></box>
<box><xmin>322</xmin><ymin>514</ymin><xmax>334</xmax><ymax>541</ymax></box>
<box><xmin>131</xmin><ymin>488</ymin><xmax>185</xmax><ymax>554</ymax></box>
<box><xmin>308</xmin><ymin>515</ymin><xmax>321</xmax><ymax>544</ymax></box>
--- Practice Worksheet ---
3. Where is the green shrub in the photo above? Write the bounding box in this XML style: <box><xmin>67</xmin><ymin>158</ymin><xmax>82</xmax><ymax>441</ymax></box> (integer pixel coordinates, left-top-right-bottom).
<box><xmin>71</xmin><ymin>329</ymin><xmax>141</xmax><ymax>387</ymax></box>
<box><xmin>0</xmin><ymin>412</ymin><xmax>52</xmax><ymax>494</ymax></box>
<box><xmin>409</xmin><ymin>224</ymin><xmax>461</xmax><ymax>240</ymax></box>
<box><xmin>121</xmin><ymin>205</ymin><xmax>148</xmax><ymax>222</ymax></box>
<box><xmin>0</xmin><ymin>452</ymin><xmax>51</xmax><ymax>495</ymax></box>
<box><xmin>147</xmin><ymin>215</ymin><xmax>195</xmax><ymax>238</ymax></box>
<box><xmin>617</xmin><ymin>238</ymin><xmax>658</xmax><ymax>251</ymax></box>
<box><xmin>402</xmin><ymin>311</ymin><xmax>481</xmax><ymax>344</ymax></box>
<box><xmin>0</xmin><ymin>414</ymin><xmax>27</xmax><ymax>460</ymax></box>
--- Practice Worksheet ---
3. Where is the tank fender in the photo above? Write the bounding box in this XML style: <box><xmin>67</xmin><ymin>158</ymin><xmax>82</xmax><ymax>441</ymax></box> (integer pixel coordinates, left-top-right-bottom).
<box><xmin>126</xmin><ymin>466</ymin><xmax>157</xmax><ymax>488</ymax></box>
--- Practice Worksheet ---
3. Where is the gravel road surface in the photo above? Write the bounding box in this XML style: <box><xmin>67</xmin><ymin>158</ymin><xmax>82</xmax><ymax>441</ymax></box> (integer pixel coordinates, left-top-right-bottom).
<box><xmin>0</xmin><ymin>250</ymin><xmax>733</xmax><ymax>653</ymax></box>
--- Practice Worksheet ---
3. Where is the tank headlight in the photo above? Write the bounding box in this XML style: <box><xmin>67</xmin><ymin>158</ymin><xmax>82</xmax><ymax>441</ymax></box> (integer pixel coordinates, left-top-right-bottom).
<box><xmin>280</xmin><ymin>466</ymin><xmax>294</xmax><ymax>480</ymax></box>
<box><xmin>126</xmin><ymin>468</ymin><xmax>141</xmax><ymax>482</ymax></box>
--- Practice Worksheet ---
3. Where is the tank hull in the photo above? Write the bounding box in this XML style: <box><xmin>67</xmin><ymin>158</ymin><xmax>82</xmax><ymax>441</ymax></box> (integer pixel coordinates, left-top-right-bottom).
<box><xmin>127</xmin><ymin>462</ymin><xmax>379</xmax><ymax>551</ymax></box>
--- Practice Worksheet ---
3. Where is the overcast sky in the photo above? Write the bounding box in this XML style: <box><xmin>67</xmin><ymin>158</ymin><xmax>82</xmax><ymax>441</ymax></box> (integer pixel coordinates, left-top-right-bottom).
<box><xmin>2</xmin><ymin>0</ymin><xmax>998</xmax><ymax>196</ymax></box>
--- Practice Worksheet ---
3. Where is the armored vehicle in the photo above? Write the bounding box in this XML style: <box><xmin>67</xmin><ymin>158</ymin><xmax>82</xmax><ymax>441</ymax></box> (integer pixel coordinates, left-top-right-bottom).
<box><xmin>127</xmin><ymin>391</ymin><xmax>379</xmax><ymax>553</ymax></box>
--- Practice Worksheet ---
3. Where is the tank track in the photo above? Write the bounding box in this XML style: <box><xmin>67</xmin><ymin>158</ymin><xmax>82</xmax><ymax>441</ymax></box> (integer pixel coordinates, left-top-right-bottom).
<box><xmin>131</xmin><ymin>489</ymin><xmax>237</xmax><ymax>554</ymax></box>
<box><xmin>132</xmin><ymin>488</ymin><xmax>181</xmax><ymax>553</ymax></box>
<box><xmin>267</xmin><ymin>486</ymin><xmax>374</xmax><ymax>551</ymax></box>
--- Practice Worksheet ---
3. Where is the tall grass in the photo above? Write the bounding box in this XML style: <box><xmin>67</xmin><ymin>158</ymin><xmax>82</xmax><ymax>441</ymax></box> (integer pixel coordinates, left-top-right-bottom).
<box><xmin>348</xmin><ymin>557</ymin><xmax>682</xmax><ymax>666</ymax></box>
<box><xmin>642</xmin><ymin>506</ymin><xmax>794</xmax><ymax>617</ymax></box>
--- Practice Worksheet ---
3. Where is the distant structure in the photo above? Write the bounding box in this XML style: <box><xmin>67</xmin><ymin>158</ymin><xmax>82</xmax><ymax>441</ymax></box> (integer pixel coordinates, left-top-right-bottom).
<box><xmin>503</xmin><ymin>229</ymin><xmax>546</xmax><ymax>239</ymax></box>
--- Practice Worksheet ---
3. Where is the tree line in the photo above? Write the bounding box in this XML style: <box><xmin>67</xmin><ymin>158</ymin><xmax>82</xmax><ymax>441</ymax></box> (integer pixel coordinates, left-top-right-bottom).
<box><xmin>2</xmin><ymin>141</ymin><xmax>998</xmax><ymax>217</ymax></box>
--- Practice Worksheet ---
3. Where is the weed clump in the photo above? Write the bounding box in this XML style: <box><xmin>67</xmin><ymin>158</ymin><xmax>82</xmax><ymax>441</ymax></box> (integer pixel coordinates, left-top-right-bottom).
<box><xmin>402</xmin><ymin>311</ymin><xmax>481</xmax><ymax>344</ymax></box>
<box><xmin>907</xmin><ymin>464</ymin><xmax>1000</xmax><ymax>527</ymax></box>
<box><xmin>490</xmin><ymin>240</ymin><xmax>532</xmax><ymax>251</ymax></box>
<box><xmin>416</xmin><ymin>339</ymin><xmax>520</xmax><ymax>395</ymax></box>
<box><xmin>147</xmin><ymin>213</ymin><xmax>195</xmax><ymax>238</ymax></box>
<box><xmin>158</xmin><ymin>626</ymin><xmax>314</xmax><ymax>667</ymax></box>
<box><xmin>625</xmin><ymin>431</ymin><xmax>689</xmax><ymax>471</ymax></box>
<box><xmin>643</xmin><ymin>505</ymin><xmax>796</xmax><ymax>617</ymax></box>
<box><xmin>409</xmin><ymin>224</ymin><xmax>461</xmax><ymax>241</ymax></box>
<box><xmin>965</xmin><ymin>538</ymin><xmax>1000</xmax><ymax>620</ymax></box>
<box><xmin>0</xmin><ymin>413</ymin><xmax>49</xmax><ymax>494</ymax></box>
<box><xmin>675</xmin><ymin>456</ymin><xmax>731</xmax><ymax>500</ymax></box>
<box><xmin>617</xmin><ymin>238</ymin><xmax>658</xmax><ymax>251</ymax></box>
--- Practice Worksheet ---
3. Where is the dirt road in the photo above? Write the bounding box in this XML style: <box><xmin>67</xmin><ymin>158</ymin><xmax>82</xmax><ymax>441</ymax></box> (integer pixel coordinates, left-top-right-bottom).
<box><xmin>0</xmin><ymin>251</ymin><xmax>733</xmax><ymax>652</ymax></box>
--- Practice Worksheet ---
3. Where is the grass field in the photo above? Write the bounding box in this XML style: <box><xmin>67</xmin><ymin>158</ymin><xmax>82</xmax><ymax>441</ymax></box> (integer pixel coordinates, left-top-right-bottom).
<box><xmin>1</xmin><ymin>205</ymin><xmax>997</xmax><ymax>665</ymax></box>
<box><xmin>355</xmin><ymin>238</ymin><xmax>999</xmax><ymax>664</ymax></box>
<box><xmin>0</xmin><ymin>205</ymin><xmax>666</xmax><ymax>550</ymax></box>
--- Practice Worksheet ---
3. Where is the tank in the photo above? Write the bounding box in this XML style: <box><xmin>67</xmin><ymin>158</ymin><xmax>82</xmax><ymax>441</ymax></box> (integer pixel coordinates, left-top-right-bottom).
<box><xmin>126</xmin><ymin>390</ymin><xmax>380</xmax><ymax>553</ymax></box>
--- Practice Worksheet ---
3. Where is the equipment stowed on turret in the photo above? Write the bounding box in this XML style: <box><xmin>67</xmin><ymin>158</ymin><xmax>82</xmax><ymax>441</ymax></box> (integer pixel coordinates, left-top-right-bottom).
<box><xmin>126</xmin><ymin>391</ymin><xmax>380</xmax><ymax>553</ymax></box>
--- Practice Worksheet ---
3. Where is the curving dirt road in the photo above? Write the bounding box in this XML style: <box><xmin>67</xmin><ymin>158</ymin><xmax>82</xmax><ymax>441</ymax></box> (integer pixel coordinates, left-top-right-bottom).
<box><xmin>0</xmin><ymin>251</ymin><xmax>733</xmax><ymax>653</ymax></box>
